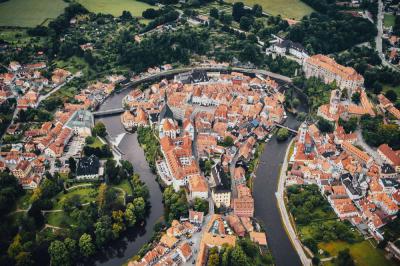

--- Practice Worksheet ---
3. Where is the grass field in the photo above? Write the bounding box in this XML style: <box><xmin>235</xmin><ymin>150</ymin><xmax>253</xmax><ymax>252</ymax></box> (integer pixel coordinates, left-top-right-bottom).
<box><xmin>53</xmin><ymin>187</ymin><xmax>98</xmax><ymax>209</ymax></box>
<box><xmin>225</xmin><ymin>0</ymin><xmax>313</xmax><ymax>20</ymax></box>
<box><xmin>77</xmin><ymin>0</ymin><xmax>158</xmax><ymax>17</ymax></box>
<box><xmin>88</xmin><ymin>137</ymin><xmax>104</xmax><ymax>148</ymax></box>
<box><xmin>384</xmin><ymin>14</ymin><xmax>396</xmax><ymax>28</ymax></box>
<box><xmin>0</xmin><ymin>0</ymin><xmax>67</xmax><ymax>27</ymax></box>
<box><xmin>114</xmin><ymin>179</ymin><xmax>133</xmax><ymax>195</ymax></box>
<box><xmin>319</xmin><ymin>241</ymin><xmax>397</xmax><ymax>266</ymax></box>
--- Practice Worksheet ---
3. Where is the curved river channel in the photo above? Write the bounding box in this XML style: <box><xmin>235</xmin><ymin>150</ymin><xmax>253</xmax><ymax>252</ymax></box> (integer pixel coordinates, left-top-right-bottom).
<box><xmin>94</xmin><ymin>88</ymin><xmax>304</xmax><ymax>266</ymax></box>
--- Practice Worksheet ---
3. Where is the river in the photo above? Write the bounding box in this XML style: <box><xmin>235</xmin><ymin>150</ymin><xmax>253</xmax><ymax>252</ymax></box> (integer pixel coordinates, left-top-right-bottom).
<box><xmin>93</xmin><ymin>90</ymin><xmax>164</xmax><ymax>266</ymax></box>
<box><xmin>254</xmin><ymin>111</ymin><xmax>303</xmax><ymax>266</ymax></box>
<box><xmin>93</xmin><ymin>86</ymin><xmax>305</xmax><ymax>266</ymax></box>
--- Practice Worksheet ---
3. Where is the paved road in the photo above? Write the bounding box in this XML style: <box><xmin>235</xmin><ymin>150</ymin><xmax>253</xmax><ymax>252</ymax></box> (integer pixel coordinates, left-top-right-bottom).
<box><xmin>276</xmin><ymin>139</ymin><xmax>312</xmax><ymax>266</ymax></box>
<box><xmin>375</xmin><ymin>0</ymin><xmax>399</xmax><ymax>71</ymax></box>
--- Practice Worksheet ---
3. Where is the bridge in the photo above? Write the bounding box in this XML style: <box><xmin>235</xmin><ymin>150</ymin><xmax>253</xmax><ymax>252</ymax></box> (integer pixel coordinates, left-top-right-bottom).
<box><xmin>92</xmin><ymin>108</ymin><xmax>124</xmax><ymax>117</ymax></box>
<box><xmin>275</xmin><ymin>123</ymin><xmax>298</xmax><ymax>134</ymax></box>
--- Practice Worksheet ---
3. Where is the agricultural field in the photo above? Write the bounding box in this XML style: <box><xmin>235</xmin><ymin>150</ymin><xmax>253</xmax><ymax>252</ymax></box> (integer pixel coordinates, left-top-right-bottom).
<box><xmin>0</xmin><ymin>0</ymin><xmax>67</xmax><ymax>27</ymax></box>
<box><xmin>77</xmin><ymin>0</ymin><xmax>158</xmax><ymax>17</ymax></box>
<box><xmin>225</xmin><ymin>0</ymin><xmax>313</xmax><ymax>20</ymax></box>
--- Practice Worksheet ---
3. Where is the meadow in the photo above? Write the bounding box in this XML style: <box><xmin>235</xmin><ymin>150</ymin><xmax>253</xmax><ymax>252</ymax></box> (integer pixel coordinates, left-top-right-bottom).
<box><xmin>0</xmin><ymin>0</ymin><xmax>67</xmax><ymax>27</ymax></box>
<box><xmin>77</xmin><ymin>0</ymin><xmax>158</xmax><ymax>17</ymax></box>
<box><xmin>225</xmin><ymin>0</ymin><xmax>313</xmax><ymax>20</ymax></box>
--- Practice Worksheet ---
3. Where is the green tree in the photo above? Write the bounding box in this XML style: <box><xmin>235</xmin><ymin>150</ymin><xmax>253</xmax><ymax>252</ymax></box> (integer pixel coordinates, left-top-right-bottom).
<box><xmin>131</xmin><ymin>197</ymin><xmax>146</xmax><ymax>220</ymax></box>
<box><xmin>335</xmin><ymin>248</ymin><xmax>354</xmax><ymax>266</ymax></box>
<box><xmin>239</xmin><ymin>16</ymin><xmax>253</xmax><ymax>31</ymax></box>
<box><xmin>48</xmin><ymin>240</ymin><xmax>70</xmax><ymax>266</ymax></box>
<box><xmin>124</xmin><ymin>206</ymin><xmax>137</xmax><ymax>227</ymax></box>
<box><xmin>232</xmin><ymin>2</ymin><xmax>245</xmax><ymax>22</ymax></box>
<box><xmin>193</xmin><ymin>198</ymin><xmax>209</xmax><ymax>214</ymax></box>
<box><xmin>385</xmin><ymin>90</ymin><xmax>398</xmax><ymax>103</ymax></box>
<box><xmin>94</xmin><ymin>216</ymin><xmax>113</xmax><ymax>247</ymax></box>
<box><xmin>15</xmin><ymin>251</ymin><xmax>34</xmax><ymax>266</ymax></box>
<box><xmin>68</xmin><ymin>157</ymin><xmax>76</xmax><ymax>174</ymax></box>
<box><xmin>79</xmin><ymin>233</ymin><xmax>95</xmax><ymax>257</ymax></box>
<box><xmin>277</xmin><ymin>128</ymin><xmax>289</xmax><ymax>141</ymax></box>
<box><xmin>252</xmin><ymin>4</ymin><xmax>263</xmax><ymax>17</ymax></box>
<box><xmin>8</xmin><ymin>234</ymin><xmax>23</xmax><ymax>259</ymax></box>
<box><xmin>223</xmin><ymin>136</ymin><xmax>234</xmax><ymax>146</ymax></box>
<box><xmin>317</xmin><ymin>117</ymin><xmax>334</xmax><ymax>133</ymax></box>
<box><xmin>64</xmin><ymin>238</ymin><xmax>78</xmax><ymax>263</ymax></box>
<box><xmin>92</xmin><ymin>122</ymin><xmax>107</xmax><ymax>137</ymax></box>
<box><xmin>231</xmin><ymin>245</ymin><xmax>248</xmax><ymax>266</ymax></box>
<box><xmin>351</xmin><ymin>92</ymin><xmax>361</xmax><ymax>104</ymax></box>
<box><xmin>210</xmin><ymin>7</ymin><xmax>219</xmax><ymax>19</ymax></box>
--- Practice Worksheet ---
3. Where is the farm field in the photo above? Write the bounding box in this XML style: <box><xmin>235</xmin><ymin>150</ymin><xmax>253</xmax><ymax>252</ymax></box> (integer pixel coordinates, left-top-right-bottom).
<box><xmin>77</xmin><ymin>0</ymin><xmax>158</xmax><ymax>17</ymax></box>
<box><xmin>0</xmin><ymin>0</ymin><xmax>67</xmax><ymax>27</ymax></box>
<box><xmin>225</xmin><ymin>0</ymin><xmax>313</xmax><ymax>20</ymax></box>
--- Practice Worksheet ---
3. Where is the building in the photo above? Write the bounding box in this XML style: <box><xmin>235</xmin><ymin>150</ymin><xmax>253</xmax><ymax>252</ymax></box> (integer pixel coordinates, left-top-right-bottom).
<box><xmin>378</xmin><ymin>144</ymin><xmax>400</xmax><ymax>172</ymax></box>
<box><xmin>303</xmin><ymin>54</ymin><xmax>364</xmax><ymax>91</ymax></box>
<box><xmin>12</xmin><ymin>160</ymin><xmax>32</xmax><ymax>179</ymax></box>
<box><xmin>233</xmin><ymin>184</ymin><xmax>254</xmax><ymax>217</ymax></box>
<box><xmin>196</xmin><ymin>215</ymin><xmax>236</xmax><ymax>266</ymax></box>
<box><xmin>210</xmin><ymin>164</ymin><xmax>231</xmax><ymax>208</ymax></box>
<box><xmin>188</xmin><ymin>174</ymin><xmax>209</xmax><ymax>200</ymax></box>
<box><xmin>76</xmin><ymin>155</ymin><xmax>101</xmax><ymax>180</ymax></box>
<box><xmin>271</xmin><ymin>39</ymin><xmax>309</xmax><ymax>59</ymax></box>
<box><xmin>65</xmin><ymin>110</ymin><xmax>94</xmax><ymax>137</ymax></box>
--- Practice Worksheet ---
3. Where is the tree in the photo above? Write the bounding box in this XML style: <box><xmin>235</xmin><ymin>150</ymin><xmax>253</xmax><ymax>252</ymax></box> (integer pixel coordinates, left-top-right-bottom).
<box><xmin>223</xmin><ymin>136</ymin><xmax>234</xmax><ymax>146</ymax></box>
<box><xmin>142</xmin><ymin>8</ymin><xmax>159</xmax><ymax>19</ymax></box>
<box><xmin>15</xmin><ymin>252</ymin><xmax>34</xmax><ymax>266</ymax></box>
<box><xmin>239</xmin><ymin>16</ymin><xmax>253</xmax><ymax>31</ymax></box>
<box><xmin>210</xmin><ymin>7</ymin><xmax>219</xmax><ymax>19</ymax></box>
<box><xmin>219</xmin><ymin>12</ymin><xmax>233</xmax><ymax>25</ymax></box>
<box><xmin>277</xmin><ymin>128</ymin><xmax>289</xmax><ymax>141</ymax></box>
<box><xmin>94</xmin><ymin>216</ymin><xmax>113</xmax><ymax>247</ymax></box>
<box><xmin>232</xmin><ymin>2</ymin><xmax>245</xmax><ymax>21</ymax></box>
<box><xmin>193</xmin><ymin>198</ymin><xmax>209</xmax><ymax>214</ymax></box>
<box><xmin>64</xmin><ymin>238</ymin><xmax>78</xmax><ymax>263</ymax></box>
<box><xmin>68</xmin><ymin>157</ymin><xmax>76</xmax><ymax>174</ymax></box>
<box><xmin>49</xmin><ymin>240</ymin><xmax>70</xmax><ymax>266</ymax></box>
<box><xmin>351</xmin><ymin>92</ymin><xmax>361</xmax><ymax>104</ymax></box>
<box><xmin>8</xmin><ymin>234</ymin><xmax>23</xmax><ymax>259</ymax></box>
<box><xmin>124</xmin><ymin>206</ymin><xmax>137</xmax><ymax>227</ymax></box>
<box><xmin>335</xmin><ymin>248</ymin><xmax>354</xmax><ymax>266</ymax></box>
<box><xmin>120</xmin><ymin>10</ymin><xmax>133</xmax><ymax>21</ymax></box>
<box><xmin>230</xmin><ymin>245</ymin><xmax>248</xmax><ymax>266</ymax></box>
<box><xmin>317</xmin><ymin>117</ymin><xmax>334</xmax><ymax>133</ymax></box>
<box><xmin>92</xmin><ymin>122</ymin><xmax>107</xmax><ymax>137</ymax></box>
<box><xmin>131</xmin><ymin>197</ymin><xmax>146</xmax><ymax>220</ymax></box>
<box><xmin>252</xmin><ymin>4</ymin><xmax>263</xmax><ymax>17</ymax></box>
<box><xmin>385</xmin><ymin>90</ymin><xmax>398</xmax><ymax>103</ymax></box>
<box><xmin>79</xmin><ymin>233</ymin><xmax>95</xmax><ymax>257</ymax></box>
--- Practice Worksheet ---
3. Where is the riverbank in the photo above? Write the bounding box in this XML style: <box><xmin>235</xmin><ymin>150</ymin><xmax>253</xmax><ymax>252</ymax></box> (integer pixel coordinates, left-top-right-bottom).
<box><xmin>276</xmin><ymin>138</ymin><xmax>312</xmax><ymax>266</ymax></box>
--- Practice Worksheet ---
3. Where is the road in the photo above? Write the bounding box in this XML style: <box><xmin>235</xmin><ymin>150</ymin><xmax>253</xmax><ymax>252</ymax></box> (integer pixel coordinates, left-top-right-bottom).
<box><xmin>355</xmin><ymin>129</ymin><xmax>383</xmax><ymax>165</ymax></box>
<box><xmin>276</xmin><ymin>138</ymin><xmax>312</xmax><ymax>266</ymax></box>
<box><xmin>37</xmin><ymin>71</ymin><xmax>82</xmax><ymax>105</ymax></box>
<box><xmin>375</xmin><ymin>0</ymin><xmax>399</xmax><ymax>71</ymax></box>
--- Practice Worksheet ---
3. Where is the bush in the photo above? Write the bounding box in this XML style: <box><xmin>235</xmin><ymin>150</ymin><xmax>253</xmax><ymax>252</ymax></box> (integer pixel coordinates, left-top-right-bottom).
<box><xmin>277</xmin><ymin>128</ymin><xmax>289</xmax><ymax>141</ymax></box>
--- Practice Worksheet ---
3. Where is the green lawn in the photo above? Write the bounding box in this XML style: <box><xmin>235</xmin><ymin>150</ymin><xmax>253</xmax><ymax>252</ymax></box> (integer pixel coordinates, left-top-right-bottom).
<box><xmin>225</xmin><ymin>0</ymin><xmax>313</xmax><ymax>20</ymax></box>
<box><xmin>0</xmin><ymin>0</ymin><xmax>67</xmax><ymax>27</ymax></box>
<box><xmin>46</xmin><ymin>212</ymin><xmax>74</xmax><ymax>228</ymax></box>
<box><xmin>89</xmin><ymin>137</ymin><xmax>104</xmax><ymax>148</ymax></box>
<box><xmin>53</xmin><ymin>187</ymin><xmax>97</xmax><ymax>210</ymax></box>
<box><xmin>113</xmin><ymin>179</ymin><xmax>133</xmax><ymax>195</ymax></box>
<box><xmin>54</xmin><ymin>56</ymin><xmax>89</xmax><ymax>75</ymax></box>
<box><xmin>77</xmin><ymin>0</ymin><xmax>158</xmax><ymax>17</ymax></box>
<box><xmin>319</xmin><ymin>241</ymin><xmax>397</xmax><ymax>266</ymax></box>
<box><xmin>384</xmin><ymin>14</ymin><xmax>396</xmax><ymax>28</ymax></box>
<box><xmin>16</xmin><ymin>191</ymin><xmax>32</xmax><ymax>210</ymax></box>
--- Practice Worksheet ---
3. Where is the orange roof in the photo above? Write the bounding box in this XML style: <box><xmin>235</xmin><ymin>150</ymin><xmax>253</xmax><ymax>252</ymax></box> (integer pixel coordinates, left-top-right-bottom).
<box><xmin>378</xmin><ymin>144</ymin><xmax>400</xmax><ymax>166</ymax></box>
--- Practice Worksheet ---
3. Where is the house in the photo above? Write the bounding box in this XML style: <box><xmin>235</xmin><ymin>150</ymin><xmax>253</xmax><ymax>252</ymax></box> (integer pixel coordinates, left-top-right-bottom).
<box><xmin>233</xmin><ymin>184</ymin><xmax>254</xmax><ymax>217</ymax></box>
<box><xmin>271</xmin><ymin>39</ymin><xmax>309</xmax><ymax>59</ymax></box>
<box><xmin>12</xmin><ymin>160</ymin><xmax>32</xmax><ymax>179</ymax></box>
<box><xmin>210</xmin><ymin>164</ymin><xmax>231</xmax><ymax>208</ymax></box>
<box><xmin>249</xmin><ymin>232</ymin><xmax>267</xmax><ymax>246</ymax></box>
<box><xmin>189</xmin><ymin>210</ymin><xmax>204</xmax><ymax>225</ymax></box>
<box><xmin>188</xmin><ymin>174</ymin><xmax>209</xmax><ymax>200</ymax></box>
<box><xmin>76</xmin><ymin>155</ymin><xmax>101</xmax><ymax>180</ymax></box>
<box><xmin>159</xmin><ymin>118</ymin><xmax>180</xmax><ymax>139</ymax></box>
<box><xmin>377</xmin><ymin>144</ymin><xmax>400</xmax><ymax>172</ymax></box>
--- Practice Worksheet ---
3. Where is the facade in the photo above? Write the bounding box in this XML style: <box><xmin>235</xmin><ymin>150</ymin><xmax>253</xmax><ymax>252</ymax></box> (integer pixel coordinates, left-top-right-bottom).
<box><xmin>303</xmin><ymin>54</ymin><xmax>364</xmax><ymax>91</ymax></box>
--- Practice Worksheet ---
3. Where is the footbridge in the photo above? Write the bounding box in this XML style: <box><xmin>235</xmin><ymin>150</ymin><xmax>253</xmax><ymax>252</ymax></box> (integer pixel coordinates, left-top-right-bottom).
<box><xmin>275</xmin><ymin>123</ymin><xmax>298</xmax><ymax>134</ymax></box>
<box><xmin>92</xmin><ymin>108</ymin><xmax>124</xmax><ymax>117</ymax></box>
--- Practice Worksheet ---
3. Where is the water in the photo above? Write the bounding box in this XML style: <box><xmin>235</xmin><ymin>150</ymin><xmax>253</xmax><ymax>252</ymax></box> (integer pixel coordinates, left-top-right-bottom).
<box><xmin>253</xmin><ymin>111</ymin><xmax>304</xmax><ymax>266</ymax></box>
<box><xmin>94</xmin><ymin>88</ymin><xmax>306</xmax><ymax>266</ymax></box>
<box><xmin>93</xmin><ymin>92</ymin><xmax>164</xmax><ymax>266</ymax></box>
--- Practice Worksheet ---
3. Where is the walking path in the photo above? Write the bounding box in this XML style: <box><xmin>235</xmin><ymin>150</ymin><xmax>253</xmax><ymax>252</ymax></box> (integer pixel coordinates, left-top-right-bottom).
<box><xmin>276</xmin><ymin>138</ymin><xmax>312</xmax><ymax>266</ymax></box>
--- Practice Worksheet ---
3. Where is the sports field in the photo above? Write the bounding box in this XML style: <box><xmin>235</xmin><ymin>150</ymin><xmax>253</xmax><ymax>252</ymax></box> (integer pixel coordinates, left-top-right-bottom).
<box><xmin>0</xmin><ymin>0</ymin><xmax>67</xmax><ymax>27</ymax></box>
<box><xmin>77</xmin><ymin>0</ymin><xmax>157</xmax><ymax>17</ymax></box>
<box><xmin>226</xmin><ymin>0</ymin><xmax>313</xmax><ymax>20</ymax></box>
